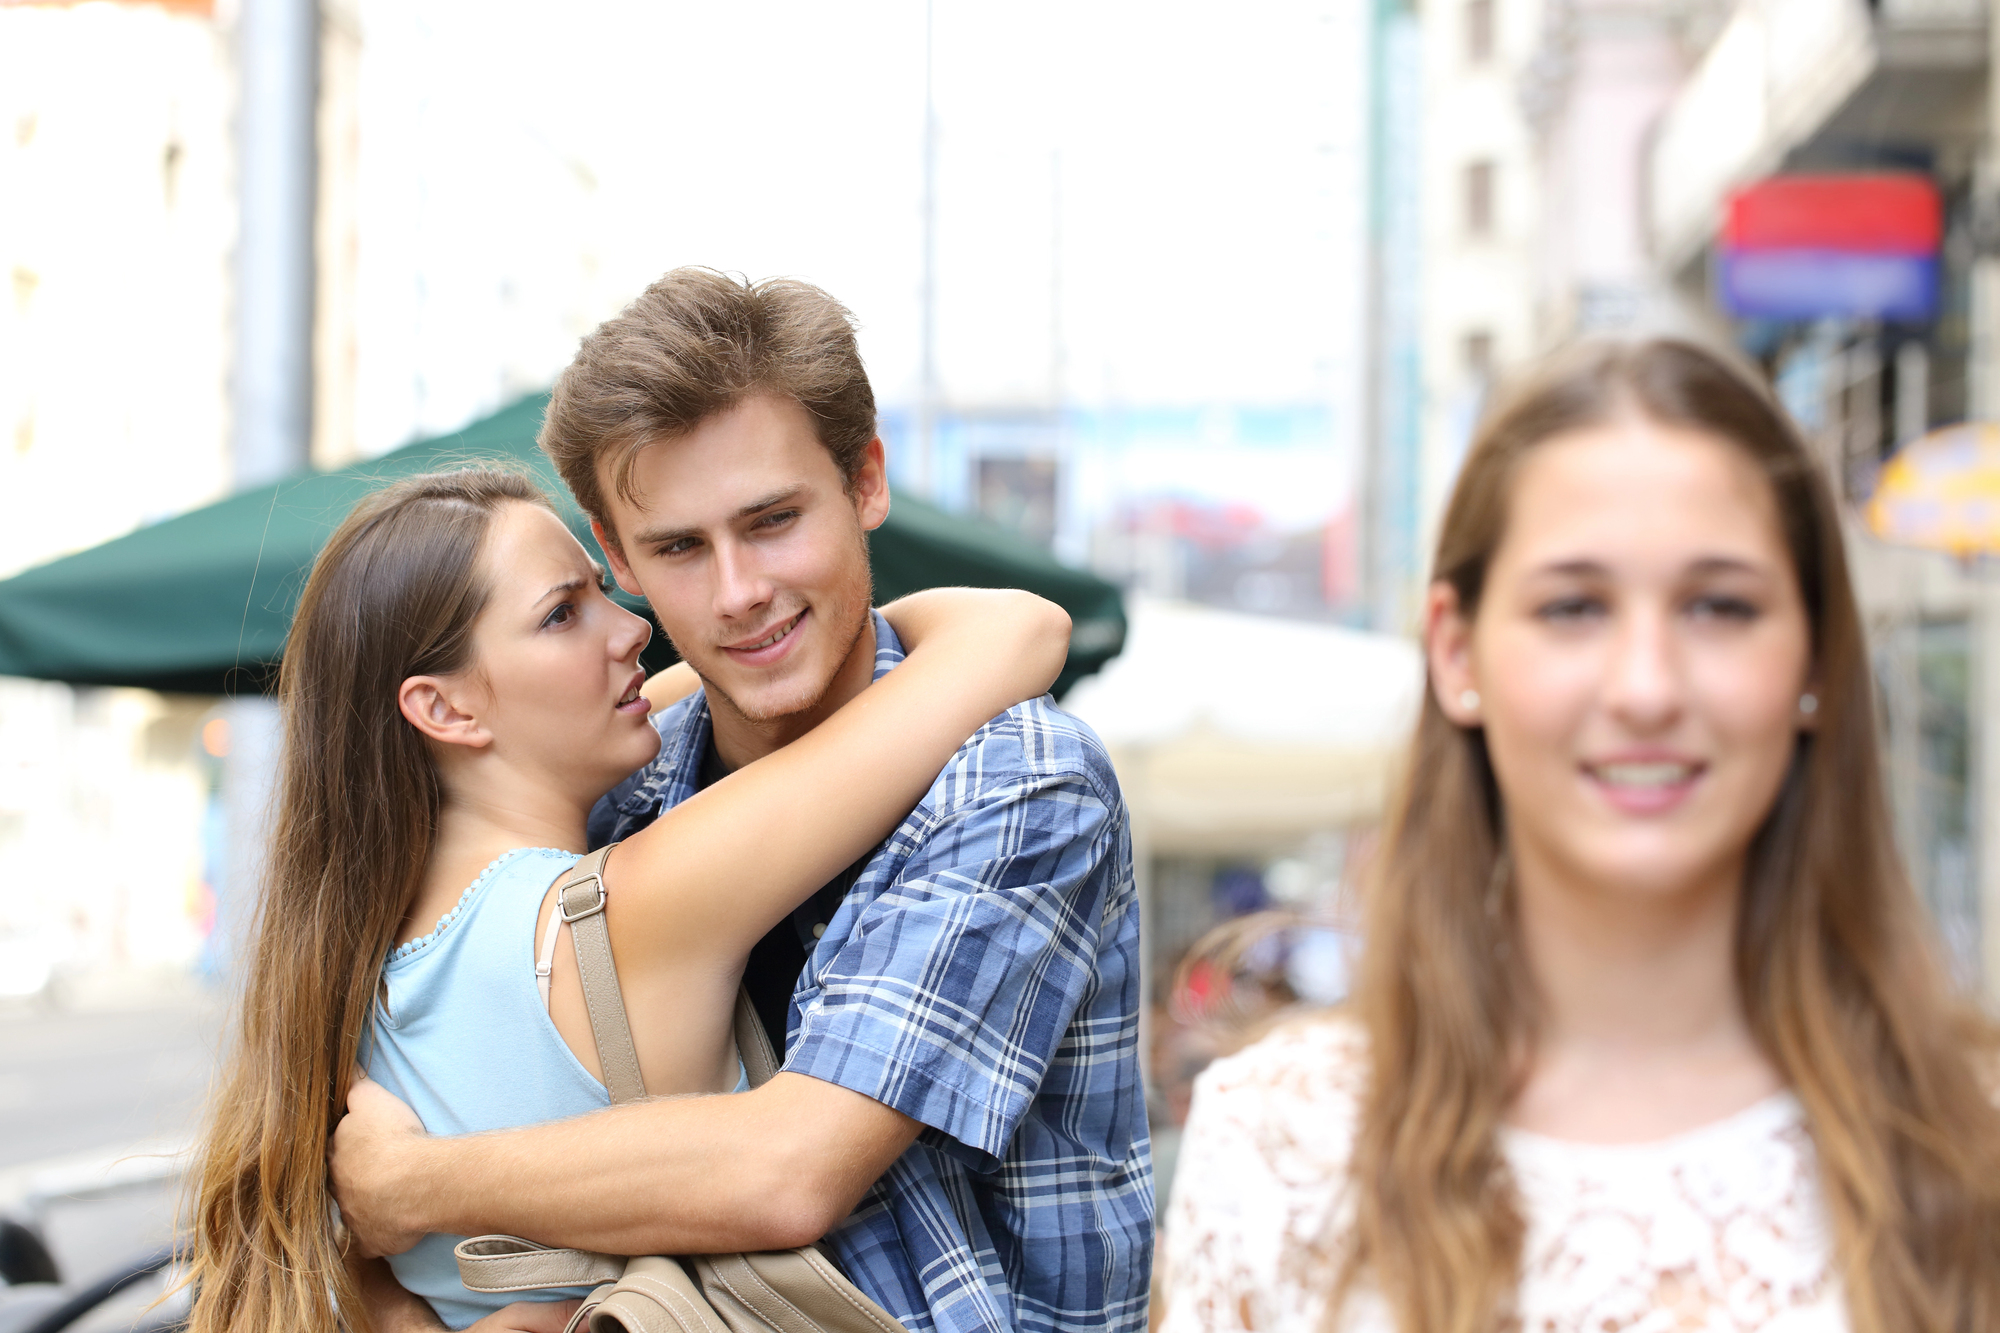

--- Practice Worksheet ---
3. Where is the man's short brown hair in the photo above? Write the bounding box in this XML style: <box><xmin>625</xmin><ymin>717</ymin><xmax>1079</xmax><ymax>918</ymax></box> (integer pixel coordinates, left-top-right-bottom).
<box><xmin>540</xmin><ymin>268</ymin><xmax>878</xmax><ymax>537</ymax></box>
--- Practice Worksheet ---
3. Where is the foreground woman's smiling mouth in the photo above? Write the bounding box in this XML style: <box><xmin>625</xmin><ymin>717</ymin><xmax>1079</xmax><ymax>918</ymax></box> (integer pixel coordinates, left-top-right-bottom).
<box><xmin>1581</xmin><ymin>752</ymin><xmax>1705</xmax><ymax>814</ymax></box>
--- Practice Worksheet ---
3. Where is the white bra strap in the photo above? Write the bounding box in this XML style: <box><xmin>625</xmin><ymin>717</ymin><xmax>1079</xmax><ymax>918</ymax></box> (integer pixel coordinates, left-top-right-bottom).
<box><xmin>536</xmin><ymin>873</ymin><xmax>567</xmax><ymax>1010</ymax></box>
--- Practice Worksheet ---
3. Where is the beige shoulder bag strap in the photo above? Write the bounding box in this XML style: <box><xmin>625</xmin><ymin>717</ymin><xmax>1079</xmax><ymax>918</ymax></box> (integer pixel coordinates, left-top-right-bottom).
<box><xmin>732</xmin><ymin>985</ymin><xmax>780</xmax><ymax>1088</ymax></box>
<box><xmin>538</xmin><ymin>846</ymin><xmax>646</xmax><ymax>1106</ymax></box>
<box><xmin>539</xmin><ymin>847</ymin><xmax>774</xmax><ymax>1102</ymax></box>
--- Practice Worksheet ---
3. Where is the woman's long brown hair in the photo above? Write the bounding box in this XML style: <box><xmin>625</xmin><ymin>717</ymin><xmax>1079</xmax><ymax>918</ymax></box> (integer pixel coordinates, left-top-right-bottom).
<box><xmin>182</xmin><ymin>468</ymin><xmax>547</xmax><ymax>1333</ymax></box>
<box><xmin>1336</xmin><ymin>339</ymin><xmax>2000</xmax><ymax>1333</ymax></box>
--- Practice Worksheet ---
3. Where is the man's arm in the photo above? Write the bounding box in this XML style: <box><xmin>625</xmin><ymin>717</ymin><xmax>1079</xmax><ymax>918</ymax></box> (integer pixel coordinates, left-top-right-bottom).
<box><xmin>332</xmin><ymin>1070</ymin><xmax>919</xmax><ymax>1258</ymax></box>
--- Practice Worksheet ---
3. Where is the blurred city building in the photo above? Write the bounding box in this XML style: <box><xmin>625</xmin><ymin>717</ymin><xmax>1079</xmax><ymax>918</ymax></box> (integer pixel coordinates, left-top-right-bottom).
<box><xmin>1414</xmin><ymin>0</ymin><xmax>1711</xmax><ymax>573</ymax></box>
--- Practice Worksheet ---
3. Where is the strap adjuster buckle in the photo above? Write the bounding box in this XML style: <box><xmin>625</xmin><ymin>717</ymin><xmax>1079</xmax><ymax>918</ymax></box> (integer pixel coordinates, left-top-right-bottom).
<box><xmin>558</xmin><ymin>873</ymin><xmax>608</xmax><ymax>923</ymax></box>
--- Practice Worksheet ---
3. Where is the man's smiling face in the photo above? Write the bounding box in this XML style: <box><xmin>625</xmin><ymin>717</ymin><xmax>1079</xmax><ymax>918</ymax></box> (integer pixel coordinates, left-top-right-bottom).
<box><xmin>593</xmin><ymin>393</ymin><xmax>889</xmax><ymax>739</ymax></box>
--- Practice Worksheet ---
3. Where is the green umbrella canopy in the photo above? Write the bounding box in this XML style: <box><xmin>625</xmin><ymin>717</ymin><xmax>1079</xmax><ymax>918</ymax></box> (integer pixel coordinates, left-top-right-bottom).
<box><xmin>0</xmin><ymin>393</ymin><xmax>1124</xmax><ymax>696</ymax></box>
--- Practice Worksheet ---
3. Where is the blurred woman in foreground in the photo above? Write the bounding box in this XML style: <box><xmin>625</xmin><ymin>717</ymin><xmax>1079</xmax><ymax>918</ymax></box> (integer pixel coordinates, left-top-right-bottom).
<box><xmin>1162</xmin><ymin>340</ymin><xmax>2000</xmax><ymax>1332</ymax></box>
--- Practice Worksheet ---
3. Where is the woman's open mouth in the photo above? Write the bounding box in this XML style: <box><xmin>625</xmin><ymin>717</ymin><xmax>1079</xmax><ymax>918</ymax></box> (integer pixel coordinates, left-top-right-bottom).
<box><xmin>615</xmin><ymin>671</ymin><xmax>649</xmax><ymax>715</ymax></box>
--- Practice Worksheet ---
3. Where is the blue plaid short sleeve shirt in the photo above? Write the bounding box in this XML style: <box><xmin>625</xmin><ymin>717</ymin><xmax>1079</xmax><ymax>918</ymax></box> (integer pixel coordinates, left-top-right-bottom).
<box><xmin>591</xmin><ymin>613</ymin><xmax>1154</xmax><ymax>1333</ymax></box>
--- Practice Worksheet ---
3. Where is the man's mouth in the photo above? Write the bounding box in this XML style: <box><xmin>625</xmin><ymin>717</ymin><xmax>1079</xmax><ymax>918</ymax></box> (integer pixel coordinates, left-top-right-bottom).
<box><xmin>724</xmin><ymin>610</ymin><xmax>807</xmax><ymax>658</ymax></box>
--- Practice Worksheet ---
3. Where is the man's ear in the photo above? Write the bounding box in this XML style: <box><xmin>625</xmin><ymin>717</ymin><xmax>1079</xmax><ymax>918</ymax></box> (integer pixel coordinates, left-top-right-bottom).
<box><xmin>397</xmin><ymin>675</ymin><xmax>493</xmax><ymax>750</ymax></box>
<box><xmin>851</xmin><ymin>437</ymin><xmax>890</xmax><ymax>533</ymax></box>
<box><xmin>590</xmin><ymin>519</ymin><xmax>646</xmax><ymax>597</ymax></box>
<box><xmin>1425</xmin><ymin>582</ymin><xmax>1482</xmax><ymax>727</ymax></box>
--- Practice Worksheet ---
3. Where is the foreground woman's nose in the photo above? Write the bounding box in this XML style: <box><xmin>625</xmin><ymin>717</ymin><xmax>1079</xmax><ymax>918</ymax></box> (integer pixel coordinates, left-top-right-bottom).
<box><xmin>1603</xmin><ymin>608</ymin><xmax>1682</xmax><ymax>727</ymax></box>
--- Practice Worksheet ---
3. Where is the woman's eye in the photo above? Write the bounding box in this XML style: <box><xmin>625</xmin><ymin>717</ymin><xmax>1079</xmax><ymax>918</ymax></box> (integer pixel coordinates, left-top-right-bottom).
<box><xmin>542</xmin><ymin>602</ymin><xmax>575</xmax><ymax>629</ymax></box>
<box><xmin>1536</xmin><ymin>595</ymin><xmax>1604</xmax><ymax>623</ymax></box>
<box><xmin>1688</xmin><ymin>594</ymin><xmax>1759</xmax><ymax>623</ymax></box>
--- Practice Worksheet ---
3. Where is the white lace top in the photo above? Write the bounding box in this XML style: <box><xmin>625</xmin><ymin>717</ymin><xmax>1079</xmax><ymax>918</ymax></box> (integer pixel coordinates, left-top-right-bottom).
<box><xmin>1159</xmin><ymin>1017</ymin><xmax>1845</xmax><ymax>1333</ymax></box>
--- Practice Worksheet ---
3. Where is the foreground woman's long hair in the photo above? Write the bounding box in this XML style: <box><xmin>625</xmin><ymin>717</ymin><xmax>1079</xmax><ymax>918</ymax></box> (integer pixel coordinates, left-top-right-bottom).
<box><xmin>1337</xmin><ymin>340</ymin><xmax>2000</xmax><ymax>1333</ymax></box>
<box><xmin>182</xmin><ymin>468</ymin><xmax>545</xmax><ymax>1332</ymax></box>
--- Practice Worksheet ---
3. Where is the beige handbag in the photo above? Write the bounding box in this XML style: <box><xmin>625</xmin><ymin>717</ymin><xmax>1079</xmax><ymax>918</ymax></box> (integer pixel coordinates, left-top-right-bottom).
<box><xmin>453</xmin><ymin>847</ymin><xmax>909</xmax><ymax>1333</ymax></box>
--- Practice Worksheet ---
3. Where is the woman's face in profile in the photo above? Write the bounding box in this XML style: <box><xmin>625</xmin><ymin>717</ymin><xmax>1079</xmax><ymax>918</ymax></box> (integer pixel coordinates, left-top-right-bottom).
<box><xmin>1432</xmin><ymin>416</ymin><xmax>1814</xmax><ymax>904</ymax></box>
<box><xmin>456</xmin><ymin>502</ymin><xmax>663</xmax><ymax>800</ymax></box>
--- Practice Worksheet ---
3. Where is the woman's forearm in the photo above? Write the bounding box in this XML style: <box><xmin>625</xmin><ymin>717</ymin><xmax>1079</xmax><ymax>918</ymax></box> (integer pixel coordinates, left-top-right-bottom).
<box><xmin>881</xmin><ymin>587</ymin><xmax>1071</xmax><ymax>698</ymax></box>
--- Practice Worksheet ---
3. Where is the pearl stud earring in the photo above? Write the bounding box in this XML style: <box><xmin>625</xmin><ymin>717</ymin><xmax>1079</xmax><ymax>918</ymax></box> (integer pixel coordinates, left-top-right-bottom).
<box><xmin>1459</xmin><ymin>688</ymin><xmax>1480</xmax><ymax>712</ymax></box>
<box><xmin>1799</xmin><ymin>692</ymin><xmax>1818</xmax><ymax>716</ymax></box>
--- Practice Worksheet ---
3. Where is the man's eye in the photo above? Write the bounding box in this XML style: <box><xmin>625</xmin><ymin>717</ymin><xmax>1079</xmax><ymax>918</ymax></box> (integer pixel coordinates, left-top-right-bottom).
<box><xmin>657</xmin><ymin>539</ymin><xmax>700</xmax><ymax>557</ymax></box>
<box><xmin>755</xmin><ymin>510</ymin><xmax>800</xmax><ymax>531</ymax></box>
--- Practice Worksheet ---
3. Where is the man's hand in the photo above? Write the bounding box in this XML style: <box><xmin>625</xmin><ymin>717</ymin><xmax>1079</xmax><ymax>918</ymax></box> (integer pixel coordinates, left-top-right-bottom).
<box><xmin>332</xmin><ymin>1072</ymin><xmax>433</xmax><ymax>1257</ymax></box>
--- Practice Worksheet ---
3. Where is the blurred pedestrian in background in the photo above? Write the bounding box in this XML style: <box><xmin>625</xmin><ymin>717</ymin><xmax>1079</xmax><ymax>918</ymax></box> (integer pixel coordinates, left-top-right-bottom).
<box><xmin>1159</xmin><ymin>339</ymin><xmax>2000</xmax><ymax>1333</ymax></box>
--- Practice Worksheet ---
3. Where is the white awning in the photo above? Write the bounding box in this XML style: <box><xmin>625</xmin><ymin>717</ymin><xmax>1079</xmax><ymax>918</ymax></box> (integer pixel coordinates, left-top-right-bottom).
<box><xmin>1064</xmin><ymin>597</ymin><xmax>1424</xmax><ymax>853</ymax></box>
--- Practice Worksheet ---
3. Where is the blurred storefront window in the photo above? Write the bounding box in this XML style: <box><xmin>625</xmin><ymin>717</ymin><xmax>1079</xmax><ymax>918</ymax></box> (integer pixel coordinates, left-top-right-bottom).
<box><xmin>1881</xmin><ymin>619</ymin><xmax>1980</xmax><ymax>988</ymax></box>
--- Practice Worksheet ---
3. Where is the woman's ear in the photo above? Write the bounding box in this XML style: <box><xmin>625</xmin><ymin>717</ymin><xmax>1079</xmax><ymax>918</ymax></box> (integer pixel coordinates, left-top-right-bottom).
<box><xmin>1798</xmin><ymin>672</ymin><xmax>1823</xmax><ymax>733</ymax></box>
<box><xmin>398</xmin><ymin>675</ymin><xmax>493</xmax><ymax>749</ymax></box>
<box><xmin>1426</xmin><ymin>582</ymin><xmax>1482</xmax><ymax>727</ymax></box>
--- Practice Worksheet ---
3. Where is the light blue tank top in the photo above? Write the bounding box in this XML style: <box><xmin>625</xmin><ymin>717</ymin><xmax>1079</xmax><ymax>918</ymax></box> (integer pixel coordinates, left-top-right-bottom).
<box><xmin>364</xmin><ymin>847</ymin><xmax>607</xmax><ymax>1329</ymax></box>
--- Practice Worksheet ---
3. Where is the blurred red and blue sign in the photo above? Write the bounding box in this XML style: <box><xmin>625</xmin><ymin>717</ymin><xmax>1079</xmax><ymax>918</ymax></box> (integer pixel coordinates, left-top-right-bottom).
<box><xmin>1719</xmin><ymin>174</ymin><xmax>1941</xmax><ymax>322</ymax></box>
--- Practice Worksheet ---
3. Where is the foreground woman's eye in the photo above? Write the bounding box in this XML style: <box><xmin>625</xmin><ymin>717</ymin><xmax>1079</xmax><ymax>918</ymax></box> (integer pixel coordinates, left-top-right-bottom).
<box><xmin>541</xmin><ymin>601</ymin><xmax>576</xmax><ymax>629</ymax></box>
<box><xmin>1535</xmin><ymin>594</ymin><xmax>1605</xmax><ymax>623</ymax></box>
<box><xmin>1687</xmin><ymin>594</ymin><xmax>1760</xmax><ymax>623</ymax></box>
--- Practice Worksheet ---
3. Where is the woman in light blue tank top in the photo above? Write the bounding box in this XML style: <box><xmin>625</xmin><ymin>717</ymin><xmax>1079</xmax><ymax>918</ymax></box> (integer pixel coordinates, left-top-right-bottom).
<box><xmin>182</xmin><ymin>469</ymin><xmax>1071</xmax><ymax>1333</ymax></box>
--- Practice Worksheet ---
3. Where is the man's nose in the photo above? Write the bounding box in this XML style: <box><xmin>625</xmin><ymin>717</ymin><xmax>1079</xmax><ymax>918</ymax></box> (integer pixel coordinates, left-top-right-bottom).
<box><xmin>710</xmin><ymin>541</ymin><xmax>774</xmax><ymax>621</ymax></box>
<box><xmin>1604</xmin><ymin>605</ymin><xmax>1681</xmax><ymax>728</ymax></box>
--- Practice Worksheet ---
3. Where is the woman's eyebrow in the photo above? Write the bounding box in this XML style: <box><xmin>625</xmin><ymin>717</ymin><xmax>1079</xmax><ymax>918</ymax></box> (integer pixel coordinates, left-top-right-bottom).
<box><xmin>1527</xmin><ymin>558</ymin><xmax>1610</xmax><ymax>579</ymax></box>
<box><xmin>1524</xmin><ymin>555</ymin><xmax>1771</xmax><ymax>579</ymax></box>
<box><xmin>534</xmin><ymin>573</ymin><xmax>593</xmax><ymax>606</ymax></box>
<box><xmin>1686</xmin><ymin>555</ymin><xmax>1769</xmax><ymax>577</ymax></box>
